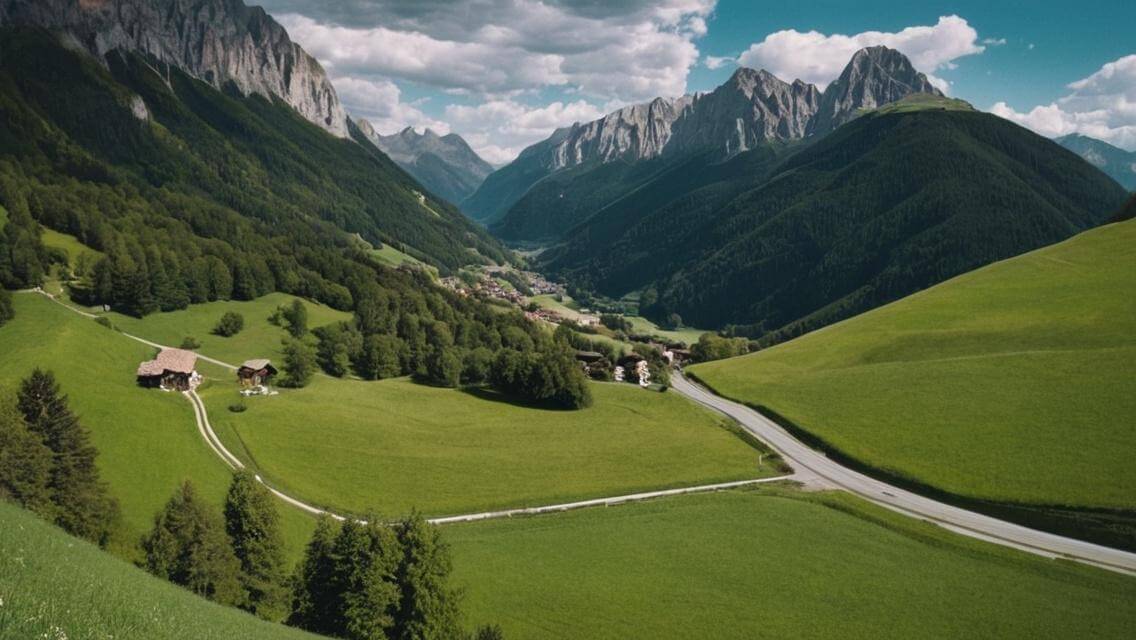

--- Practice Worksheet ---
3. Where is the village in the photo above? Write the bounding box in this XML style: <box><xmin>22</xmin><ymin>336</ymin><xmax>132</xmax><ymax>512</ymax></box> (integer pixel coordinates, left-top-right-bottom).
<box><xmin>438</xmin><ymin>265</ymin><xmax>692</xmax><ymax>389</ymax></box>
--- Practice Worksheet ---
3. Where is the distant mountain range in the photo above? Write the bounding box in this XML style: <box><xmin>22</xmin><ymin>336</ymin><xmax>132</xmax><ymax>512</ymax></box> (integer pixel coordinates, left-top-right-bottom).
<box><xmin>356</xmin><ymin>122</ymin><xmax>494</xmax><ymax>205</ymax></box>
<box><xmin>1056</xmin><ymin>134</ymin><xmax>1136</xmax><ymax>190</ymax></box>
<box><xmin>463</xmin><ymin>46</ymin><xmax>943</xmax><ymax>234</ymax></box>
<box><xmin>540</xmin><ymin>93</ymin><xmax>1127</xmax><ymax>340</ymax></box>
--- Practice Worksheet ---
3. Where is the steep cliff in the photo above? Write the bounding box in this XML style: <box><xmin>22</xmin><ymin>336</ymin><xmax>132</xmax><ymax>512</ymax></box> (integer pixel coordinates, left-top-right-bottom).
<box><xmin>0</xmin><ymin>0</ymin><xmax>348</xmax><ymax>137</ymax></box>
<box><xmin>358</xmin><ymin>122</ymin><xmax>494</xmax><ymax>204</ymax></box>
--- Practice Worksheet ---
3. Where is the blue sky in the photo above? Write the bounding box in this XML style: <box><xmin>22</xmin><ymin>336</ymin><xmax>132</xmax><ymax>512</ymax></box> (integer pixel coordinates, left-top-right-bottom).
<box><xmin>258</xmin><ymin>0</ymin><xmax>1136</xmax><ymax>162</ymax></box>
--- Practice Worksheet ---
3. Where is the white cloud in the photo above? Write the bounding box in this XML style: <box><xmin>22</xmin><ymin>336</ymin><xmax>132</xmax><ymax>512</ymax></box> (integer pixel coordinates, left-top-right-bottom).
<box><xmin>445</xmin><ymin>99</ymin><xmax>607</xmax><ymax>164</ymax></box>
<box><xmin>735</xmin><ymin>15</ymin><xmax>985</xmax><ymax>90</ymax></box>
<box><xmin>982</xmin><ymin>37</ymin><xmax>1007</xmax><ymax>46</ymax></box>
<box><xmin>275</xmin><ymin>1</ymin><xmax>714</xmax><ymax>102</ymax></box>
<box><xmin>704</xmin><ymin>55</ymin><xmax>735</xmax><ymax>70</ymax></box>
<box><xmin>333</xmin><ymin>77</ymin><xmax>450</xmax><ymax>136</ymax></box>
<box><xmin>990</xmin><ymin>54</ymin><xmax>1136</xmax><ymax>151</ymax></box>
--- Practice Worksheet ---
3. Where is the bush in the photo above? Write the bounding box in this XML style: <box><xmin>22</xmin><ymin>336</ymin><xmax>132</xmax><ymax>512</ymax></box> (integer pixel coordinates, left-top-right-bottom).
<box><xmin>228</xmin><ymin>402</ymin><xmax>247</xmax><ymax>413</ymax></box>
<box><xmin>213</xmin><ymin>311</ymin><xmax>245</xmax><ymax>337</ymax></box>
<box><xmin>93</xmin><ymin>316</ymin><xmax>114</xmax><ymax>330</ymax></box>
<box><xmin>180</xmin><ymin>336</ymin><xmax>202</xmax><ymax>349</ymax></box>
<box><xmin>0</xmin><ymin>289</ymin><xmax>13</xmax><ymax>327</ymax></box>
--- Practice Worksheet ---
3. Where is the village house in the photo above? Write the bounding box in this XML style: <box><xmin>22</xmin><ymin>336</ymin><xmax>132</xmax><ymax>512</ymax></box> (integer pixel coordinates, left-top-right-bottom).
<box><xmin>237</xmin><ymin>359</ymin><xmax>277</xmax><ymax>387</ymax></box>
<box><xmin>576</xmin><ymin>314</ymin><xmax>600</xmax><ymax>328</ymax></box>
<box><xmin>137</xmin><ymin>348</ymin><xmax>199</xmax><ymax>391</ymax></box>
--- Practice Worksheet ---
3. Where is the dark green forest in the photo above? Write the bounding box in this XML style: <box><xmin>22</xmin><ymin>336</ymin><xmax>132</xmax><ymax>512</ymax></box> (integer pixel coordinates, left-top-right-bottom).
<box><xmin>544</xmin><ymin>103</ymin><xmax>1127</xmax><ymax>343</ymax></box>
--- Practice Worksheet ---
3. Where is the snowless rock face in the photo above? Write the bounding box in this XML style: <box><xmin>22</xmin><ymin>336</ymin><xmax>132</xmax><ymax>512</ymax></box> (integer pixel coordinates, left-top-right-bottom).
<box><xmin>357</xmin><ymin>120</ymin><xmax>496</xmax><ymax>204</ymax></box>
<box><xmin>512</xmin><ymin>45</ymin><xmax>939</xmax><ymax>174</ymax></box>
<box><xmin>0</xmin><ymin>0</ymin><xmax>348</xmax><ymax>138</ymax></box>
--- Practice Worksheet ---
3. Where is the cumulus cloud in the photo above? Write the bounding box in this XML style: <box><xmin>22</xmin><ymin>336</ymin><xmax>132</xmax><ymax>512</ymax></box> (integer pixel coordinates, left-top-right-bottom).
<box><xmin>334</xmin><ymin>77</ymin><xmax>450</xmax><ymax>136</ymax></box>
<box><xmin>272</xmin><ymin>1</ymin><xmax>713</xmax><ymax>101</ymax></box>
<box><xmin>445</xmin><ymin>99</ymin><xmax>608</xmax><ymax>164</ymax></box>
<box><xmin>990</xmin><ymin>54</ymin><xmax>1136</xmax><ymax>151</ymax></box>
<box><xmin>704</xmin><ymin>55</ymin><xmax>735</xmax><ymax>70</ymax></box>
<box><xmin>735</xmin><ymin>15</ymin><xmax>985</xmax><ymax>90</ymax></box>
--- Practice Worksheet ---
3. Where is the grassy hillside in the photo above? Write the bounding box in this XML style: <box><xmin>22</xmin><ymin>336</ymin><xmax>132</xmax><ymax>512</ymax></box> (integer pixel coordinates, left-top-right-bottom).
<box><xmin>549</xmin><ymin>105</ymin><xmax>1126</xmax><ymax>340</ymax></box>
<box><xmin>689</xmin><ymin>221</ymin><xmax>1136</xmax><ymax>539</ymax></box>
<box><xmin>448</xmin><ymin>488</ymin><xmax>1136</xmax><ymax>639</ymax></box>
<box><xmin>0</xmin><ymin>502</ymin><xmax>323</xmax><ymax>640</ymax></box>
<box><xmin>104</xmin><ymin>292</ymin><xmax>351</xmax><ymax>365</ymax></box>
<box><xmin>0</xmin><ymin>294</ymin><xmax>316</xmax><ymax>559</ymax></box>
<box><xmin>200</xmin><ymin>375</ymin><xmax>776</xmax><ymax>518</ymax></box>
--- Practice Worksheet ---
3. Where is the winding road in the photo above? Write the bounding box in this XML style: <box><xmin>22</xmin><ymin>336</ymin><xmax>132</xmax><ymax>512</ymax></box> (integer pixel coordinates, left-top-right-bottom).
<box><xmin>22</xmin><ymin>289</ymin><xmax>1136</xmax><ymax>574</ymax></box>
<box><xmin>671</xmin><ymin>372</ymin><xmax>1136</xmax><ymax>575</ymax></box>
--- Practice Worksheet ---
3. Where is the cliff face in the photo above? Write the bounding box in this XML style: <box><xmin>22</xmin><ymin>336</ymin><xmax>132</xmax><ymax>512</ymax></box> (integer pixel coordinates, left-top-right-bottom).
<box><xmin>0</xmin><ymin>0</ymin><xmax>348</xmax><ymax>137</ymax></box>
<box><xmin>809</xmin><ymin>45</ymin><xmax>943</xmax><ymax>135</ymax></box>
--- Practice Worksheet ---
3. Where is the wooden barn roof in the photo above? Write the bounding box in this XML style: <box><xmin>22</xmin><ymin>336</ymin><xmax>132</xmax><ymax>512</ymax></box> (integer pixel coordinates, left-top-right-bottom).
<box><xmin>137</xmin><ymin>348</ymin><xmax>197</xmax><ymax>376</ymax></box>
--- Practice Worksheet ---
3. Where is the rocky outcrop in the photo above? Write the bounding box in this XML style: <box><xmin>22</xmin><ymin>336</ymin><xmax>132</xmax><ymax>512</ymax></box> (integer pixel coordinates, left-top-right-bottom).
<box><xmin>359</xmin><ymin>121</ymin><xmax>495</xmax><ymax>204</ymax></box>
<box><xmin>0</xmin><ymin>0</ymin><xmax>348</xmax><ymax>137</ymax></box>
<box><xmin>808</xmin><ymin>45</ymin><xmax>942</xmax><ymax>135</ymax></box>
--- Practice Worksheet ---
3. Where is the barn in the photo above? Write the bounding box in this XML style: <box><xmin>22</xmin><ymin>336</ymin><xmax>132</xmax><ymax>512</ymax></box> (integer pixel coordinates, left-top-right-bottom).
<box><xmin>137</xmin><ymin>348</ymin><xmax>199</xmax><ymax>391</ymax></box>
<box><xmin>238</xmin><ymin>359</ymin><xmax>277</xmax><ymax>387</ymax></box>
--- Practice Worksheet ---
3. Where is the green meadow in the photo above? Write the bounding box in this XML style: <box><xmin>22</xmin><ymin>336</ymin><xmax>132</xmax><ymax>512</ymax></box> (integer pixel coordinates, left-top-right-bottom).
<box><xmin>104</xmin><ymin>292</ymin><xmax>351</xmax><ymax>365</ymax></box>
<box><xmin>0</xmin><ymin>294</ymin><xmax>316</xmax><ymax>559</ymax></box>
<box><xmin>448</xmin><ymin>488</ymin><xmax>1136</xmax><ymax>639</ymax></box>
<box><xmin>689</xmin><ymin>220</ymin><xmax>1136</xmax><ymax>509</ymax></box>
<box><xmin>200</xmin><ymin>375</ymin><xmax>774</xmax><ymax>518</ymax></box>
<box><xmin>0</xmin><ymin>502</ymin><xmax>322</xmax><ymax>640</ymax></box>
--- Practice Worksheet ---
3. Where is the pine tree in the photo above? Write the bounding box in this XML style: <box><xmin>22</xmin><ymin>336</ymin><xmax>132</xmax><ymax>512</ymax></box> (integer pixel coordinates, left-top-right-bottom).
<box><xmin>0</xmin><ymin>389</ymin><xmax>53</xmax><ymax>516</ymax></box>
<box><xmin>288</xmin><ymin>515</ymin><xmax>340</xmax><ymax>635</ymax></box>
<box><xmin>393</xmin><ymin>514</ymin><xmax>462</xmax><ymax>640</ymax></box>
<box><xmin>224</xmin><ymin>470</ymin><xmax>288</xmax><ymax>620</ymax></box>
<box><xmin>335</xmin><ymin>518</ymin><xmax>403</xmax><ymax>640</ymax></box>
<box><xmin>142</xmin><ymin>480</ymin><xmax>244</xmax><ymax>606</ymax></box>
<box><xmin>0</xmin><ymin>288</ymin><xmax>14</xmax><ymax>327</ymax></box>
<box><xmin>17</xmin><ymin>369</ymin><xmax>118</xmax><ymax>544</ymax></box>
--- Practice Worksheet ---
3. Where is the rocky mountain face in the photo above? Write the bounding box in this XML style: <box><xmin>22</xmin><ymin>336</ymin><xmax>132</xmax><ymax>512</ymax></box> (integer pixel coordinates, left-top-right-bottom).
<box><xmin>463</xmin><ymin>45</ymin><xmax>941</xmax><ymax>223</ymax></box>
<box><xmin>808</xmin><ymin>46</ymin><xmax>942</xmax><ymax>135</ymax></box>
<box><xmin>0</xmin><ymin>0</ymin><xmax>348</xmax><ymax>138</ymax></box>
<box><xmin>1056</xmin><ymin>134</ymin><xmax>1136</xmax><ymax>190</ymax></box>
<box><xmin>357</xmin><ymin>121</ymin><xmax>494</xmax><ymax>204</ymax></box>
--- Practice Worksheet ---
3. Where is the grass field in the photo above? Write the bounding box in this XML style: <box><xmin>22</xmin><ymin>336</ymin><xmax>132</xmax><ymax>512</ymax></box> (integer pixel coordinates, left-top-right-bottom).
<box><xmin>0</xmin><ymin>294</ymin><xmax>316</xmax><ymax>560</ymax></box>
<box><xmin>200</xmin><ymin>375</ymin><xmax>776</xmax><ymax>518</ymax></box>
<box><xmin>531</xmin><ymin>293</ymin><xmax>705</xmax><ymax>347</ymax></box>
<box><xmin>371</xmin><ymin>243</ymin><xmax>436</xmax><ymax>274</ymax></box>
<box><xmin>448</xmin><ymin>488</ymin><xmax>1136</xmax><ymax>639</ymax></box>
<box><xmin>689</xmin><ymin>220</ymin><xmax>1136</xmax><ymax>509</ymax></box>
<box><xmin>0</xmin><ymin>502</ymin><xmax>324</xmax><ymax>640</ymax></box>
<box><xmin>103</xmin><ymin>293</ymin><xmax>351</xmax><ymax>366</ymax></box>
<box><xmin>40</xmin><ymin>226</ymin><xmax>106</xmax><ymax>267</ymax></box>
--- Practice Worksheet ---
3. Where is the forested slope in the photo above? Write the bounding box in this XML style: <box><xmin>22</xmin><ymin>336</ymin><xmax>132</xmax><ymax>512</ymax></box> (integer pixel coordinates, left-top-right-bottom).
<box><xmin>547</xmin><ymin>99</ymin><xmax>1127</xmax><ymax>342</ymax></box>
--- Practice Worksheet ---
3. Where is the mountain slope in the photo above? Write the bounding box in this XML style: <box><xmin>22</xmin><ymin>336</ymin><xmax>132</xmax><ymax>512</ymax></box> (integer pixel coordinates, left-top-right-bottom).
<box><xmin>0</xmin><ymin>501</ymin><xmax>324</xmax><ymax>639</ymax></box>
<box><xmin>0</xmin><ymin>0</ymin><xmax>347</xmax><ymax>137</ymax></box>
<box><xmin>358</xmin><ymin>121</ymin><xmax>494</xmax><ymax>205</ymax></box>
<box><xmin>466</xmin><ymin>45</ymin><xmax>941</xmax><ymax>234</ymax></box>
<box><xmin>1057</xmin><ymin>134</ymin><xmax>1136</xmax><ymax>190</ymax></box>
<box><xmin>546</xmin><ymin>97</ymin><xmax>1127</xmax><ymax>339</ymax></box>
<box><xmin>0</xmin><ymin>26</ymin><xmax>503</xmax><ymax>298</ymax></box>
<box><xmin>689</xmin><ymin>219</ymin><xmax>1136</xmax><ymax>547</ymax></box>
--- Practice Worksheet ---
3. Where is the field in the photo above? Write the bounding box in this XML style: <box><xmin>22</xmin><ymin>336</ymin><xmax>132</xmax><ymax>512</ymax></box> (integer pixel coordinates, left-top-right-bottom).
<box><xmin>531</xmin><ymin>293</ymin><xmax>705</xmax><ymax>346</ymax></box>
<box><xmin>0</xmin><ymin>502</ymin><xmax>322</xmax><ymax>640</ymax></box>
<box><xmin>103</xmin><ymin>292</ymin><xmax>352</xmax><ymax>366</ymax></box>
<box><xmin>200</xmin><ymin>375</ymin><xmax>775</xmax><ymax>518</ymax></box>
<box><xmin>689</xmin><ymin>220</ymin><xmax>1136</xmax><ymax>509</ymax></box>
<box><xmin>448</xmin><ymin>488</ymin><xmax>1136</xmax><ymax>639</ymax></box>
<box><xmin>40</xmin><ymin>226</ymin><xmax>106</xmax><ymax>267</ymax></box>
<box><xmin>371</xmin><ymin>242</ymin><xmax>436</xmax><ymax>274</ymax></box>
<box><xmin>0</xmin><ymin>294</ymin><xmax>316</xmax><ymax>559</ymax></box>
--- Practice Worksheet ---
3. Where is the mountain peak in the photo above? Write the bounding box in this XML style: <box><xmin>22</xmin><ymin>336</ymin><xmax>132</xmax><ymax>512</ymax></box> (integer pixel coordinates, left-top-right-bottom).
<box><xmin>809</xmin><ymin>45</ymin><xmax>941</xmax><ymax>135</ymax></box>
<box><xmin>0</xmin><ymin>0</ymin><xmax>349</xmax><ymax>137</ymax></box>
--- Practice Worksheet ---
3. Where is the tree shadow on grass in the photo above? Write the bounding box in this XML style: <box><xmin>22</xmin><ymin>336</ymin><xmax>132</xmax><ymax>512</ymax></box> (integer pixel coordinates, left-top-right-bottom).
<box><xmin>457</xmin><ymin>385</ymin><xmax>579</xmax><ymax>412</ymax></box>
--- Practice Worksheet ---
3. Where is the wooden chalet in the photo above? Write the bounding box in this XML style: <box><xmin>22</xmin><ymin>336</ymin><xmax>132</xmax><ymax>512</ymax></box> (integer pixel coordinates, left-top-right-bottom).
<box><xmin>238</xmin><ymin>359</ymin><xmax>277</xmax><ymax>386</ymax></box>
<box><xmin>137</xmin><ymin>348</ymin><xmax>198</xmax><ymax>391</ymax></box>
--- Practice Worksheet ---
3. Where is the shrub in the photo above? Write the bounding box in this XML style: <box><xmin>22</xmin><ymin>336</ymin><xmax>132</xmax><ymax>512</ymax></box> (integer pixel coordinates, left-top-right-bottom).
<box><xmin>228</xmin><ymin>402</ymin><xmax>247</xmax><ymax>413</ymax></box>
<box><xmin>93</xmin><ymin>316</ymin><xmax>114</xmax><ymax>330</ymax></box>
<box><xmin>180</xmin><ymin>336</ymin><xmax>202</xmax><ymax>350</ymax></box>
<box><xmin>0</xmin><ymin>289</ymin><xmax>13</xmax><ymax>327</ymax></box>
<box><xmin>213</xmin><ymin>311</ymin><xmax>245</xmax><ymax>337</ymax></box>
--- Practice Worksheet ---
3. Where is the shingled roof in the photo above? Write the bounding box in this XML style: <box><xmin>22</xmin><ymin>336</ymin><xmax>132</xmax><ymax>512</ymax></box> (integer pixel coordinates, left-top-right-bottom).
<box><xmin>239</xmin><ymin>359</ymin><xmax>272</xmax><ymax>371</ymax></box>
<box><xmin>137</xmin><ymin>348</ymin><xmax>198</xmax><ymax>376</ymax></box>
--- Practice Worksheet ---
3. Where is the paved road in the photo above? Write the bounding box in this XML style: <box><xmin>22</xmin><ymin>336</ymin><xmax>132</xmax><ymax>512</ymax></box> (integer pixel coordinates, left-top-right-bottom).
<box><xmin>671</xmin><ymin>372</ymin><xmax>1136</xmax><ymax>575</ymax></box>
